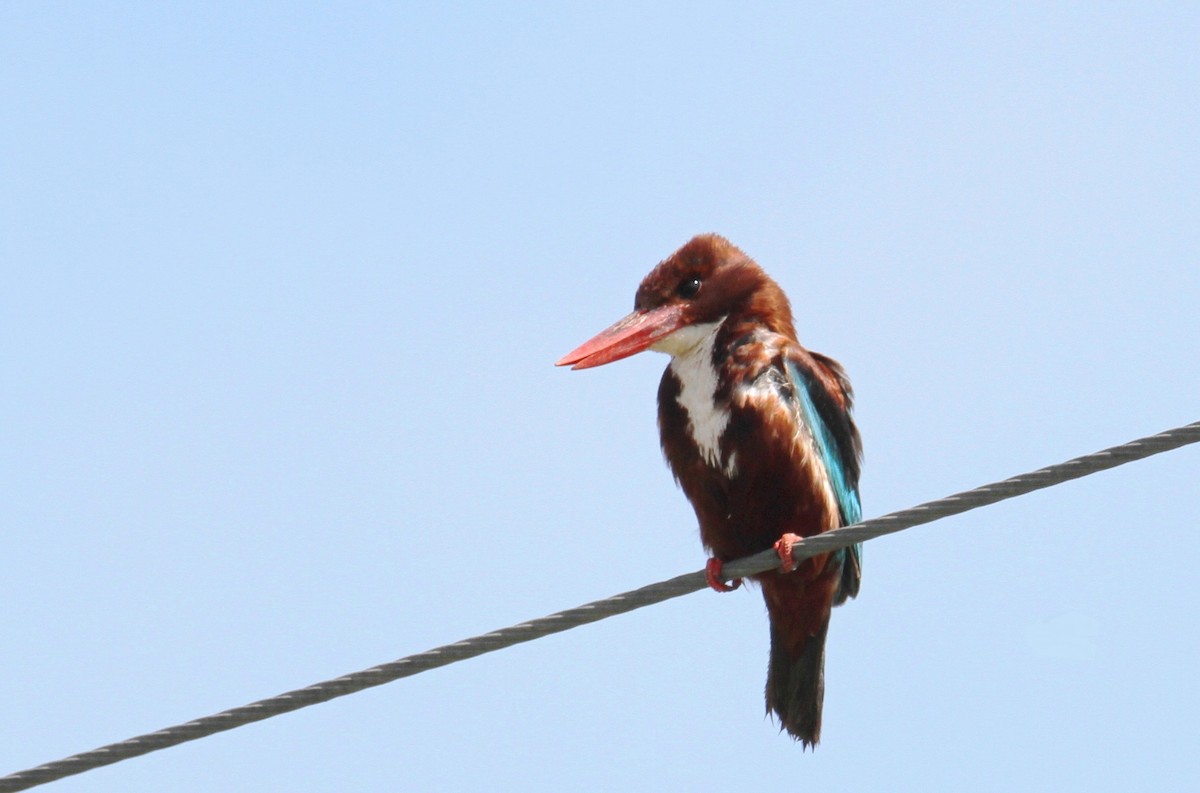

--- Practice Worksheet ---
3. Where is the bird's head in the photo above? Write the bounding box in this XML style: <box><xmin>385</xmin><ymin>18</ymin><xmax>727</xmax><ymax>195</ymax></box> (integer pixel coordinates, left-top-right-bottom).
<box><xmin>557</xmin><ymin>234</ymin><xmax>795</xmax><ymax>370</ymax></box>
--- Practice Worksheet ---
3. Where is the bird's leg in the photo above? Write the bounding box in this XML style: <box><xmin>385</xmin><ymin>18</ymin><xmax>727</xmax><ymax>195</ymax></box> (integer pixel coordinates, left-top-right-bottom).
<box><xmin>705</xmin><ymin>558</ymin><xmax>741</xmax><ymax>592</ymax></box>
<box><xmin>773</xmin><ymin>533</ymin><xmax>805</xmax><ymax>573</ymax></box>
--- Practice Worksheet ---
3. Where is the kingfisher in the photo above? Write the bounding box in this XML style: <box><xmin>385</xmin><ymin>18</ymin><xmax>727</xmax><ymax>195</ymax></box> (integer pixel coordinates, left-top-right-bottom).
<box><xmin>557</xmin><ymin>234</ymin><xmax>862</xmax><ymax>747</ymax></box>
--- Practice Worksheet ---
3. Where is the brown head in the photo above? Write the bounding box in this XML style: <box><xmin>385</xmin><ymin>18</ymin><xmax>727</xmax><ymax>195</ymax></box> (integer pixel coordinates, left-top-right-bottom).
<box><xmin>557</xmin><ymin>234</ymin><xmax>796</xmax><ymax>369</ymax></box>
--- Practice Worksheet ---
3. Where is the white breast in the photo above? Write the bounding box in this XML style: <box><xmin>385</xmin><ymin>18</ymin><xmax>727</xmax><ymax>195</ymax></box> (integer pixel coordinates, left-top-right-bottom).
<box><xmin>653</xmin><ymin>320</ymin><xmax>730</xmax><ymax>471</ymax></box>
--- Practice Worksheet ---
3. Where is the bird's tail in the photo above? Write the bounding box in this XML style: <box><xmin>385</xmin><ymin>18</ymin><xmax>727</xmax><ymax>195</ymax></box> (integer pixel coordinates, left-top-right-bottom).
<box><xmin>762</xmin><ymin>575</ymin><xmax>833</xmax><ymax>748</ymax></box>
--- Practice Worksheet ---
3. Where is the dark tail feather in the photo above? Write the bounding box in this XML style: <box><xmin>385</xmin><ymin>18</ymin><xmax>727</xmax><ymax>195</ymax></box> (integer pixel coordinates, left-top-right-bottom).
<box><xmin>765</xmin><ymin>616</ymin><xmax>830</xmax><ymax>748</ymax></box>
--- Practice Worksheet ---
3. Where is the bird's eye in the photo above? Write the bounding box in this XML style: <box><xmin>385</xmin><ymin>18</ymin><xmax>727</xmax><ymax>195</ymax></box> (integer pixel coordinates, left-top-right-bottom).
<box><xmin>677</xmin><ymin>276</ymin><xmax>702</xmax><ymax>299</ymax></box>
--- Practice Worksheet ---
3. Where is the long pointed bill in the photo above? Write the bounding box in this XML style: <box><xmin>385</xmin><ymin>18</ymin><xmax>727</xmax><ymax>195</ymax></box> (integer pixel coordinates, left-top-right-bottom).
<box><xmin>556</xmin><ymin>304</ymin><xmax>686</xmax><ymax>370</ymax></box>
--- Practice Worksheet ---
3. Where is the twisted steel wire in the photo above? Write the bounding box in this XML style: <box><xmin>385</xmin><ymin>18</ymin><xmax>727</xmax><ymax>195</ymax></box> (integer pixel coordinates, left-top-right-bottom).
<box><xmin>2</xmin><ymin>420</ymin><xmax>1197</xmax><ymax>792</ymax></box>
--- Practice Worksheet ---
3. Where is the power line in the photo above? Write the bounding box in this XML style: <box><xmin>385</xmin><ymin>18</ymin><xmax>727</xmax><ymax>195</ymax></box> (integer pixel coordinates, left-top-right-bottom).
<box><xmin>722</xmin><ymin>418</ymin><xmax>1200</xmax><ymax>579</ymax></box>
<box><xmin>2</xmin><ymin>419</ymin><xmax>1197</xmax><ymax>792</ymax></box>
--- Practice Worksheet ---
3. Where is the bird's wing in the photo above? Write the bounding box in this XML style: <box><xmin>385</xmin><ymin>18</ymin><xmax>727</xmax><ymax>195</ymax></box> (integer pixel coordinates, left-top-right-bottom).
<box><xmin>784</xmin><ymin>355</ymin><xmax>863</xmax><ymax>603</ymax></box>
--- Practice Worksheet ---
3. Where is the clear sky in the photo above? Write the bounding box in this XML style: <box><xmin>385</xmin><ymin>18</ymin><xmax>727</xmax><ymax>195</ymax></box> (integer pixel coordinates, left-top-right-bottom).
<box><xmin>3</xmin><ymin>3</ymin><xmax>1198</xmax><ymax>791</ymax></box>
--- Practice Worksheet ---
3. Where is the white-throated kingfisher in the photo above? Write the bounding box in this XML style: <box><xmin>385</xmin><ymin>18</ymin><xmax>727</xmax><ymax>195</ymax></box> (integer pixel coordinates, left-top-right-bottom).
<box><xmin>557</xmin><ymin>234</ymin><xmax>862</xmax><ymax>747</ymax></box>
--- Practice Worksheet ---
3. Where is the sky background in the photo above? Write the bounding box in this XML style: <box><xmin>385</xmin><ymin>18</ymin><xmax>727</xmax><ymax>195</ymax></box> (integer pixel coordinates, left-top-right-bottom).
<box><xmin>3</xmin><ymin>3</ymin><xmax>1199</xmax><ymax>791</ymax></box>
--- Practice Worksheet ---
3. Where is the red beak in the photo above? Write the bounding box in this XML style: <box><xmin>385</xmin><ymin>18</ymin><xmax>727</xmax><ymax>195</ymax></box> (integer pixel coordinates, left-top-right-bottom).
<box><xmin>556</xmin><ymin>304</ymin><xmax>687</xmax><ymax>370</ymax></box>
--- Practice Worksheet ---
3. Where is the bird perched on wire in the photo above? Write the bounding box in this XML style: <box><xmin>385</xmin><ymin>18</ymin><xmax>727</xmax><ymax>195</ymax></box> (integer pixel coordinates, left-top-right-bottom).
<box><xmin>557</xmin><ymin>234</ymin><xmax>862</xmax><ymax>747</ymax></box>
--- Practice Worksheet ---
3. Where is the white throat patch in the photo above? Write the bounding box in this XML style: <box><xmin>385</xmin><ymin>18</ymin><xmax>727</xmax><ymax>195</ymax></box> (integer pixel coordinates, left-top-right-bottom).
<box><xmin>652</xmin><ymin>320</ymin><xmax>730</xmax><ymax>471</ymax></box>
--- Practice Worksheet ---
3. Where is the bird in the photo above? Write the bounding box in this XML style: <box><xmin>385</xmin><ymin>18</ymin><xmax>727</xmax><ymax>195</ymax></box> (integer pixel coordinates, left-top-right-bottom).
<box><xmin>556</xmin><ymin>234</ymin><xmax>862</xmax><ymax>747</ymax></box>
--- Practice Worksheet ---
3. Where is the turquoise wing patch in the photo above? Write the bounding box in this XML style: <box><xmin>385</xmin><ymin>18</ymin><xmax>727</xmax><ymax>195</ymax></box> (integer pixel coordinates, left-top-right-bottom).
<box><xmin>785</xmin><ymin>359</ymin><xmax>862</xmax><ymax>602</ymax></box>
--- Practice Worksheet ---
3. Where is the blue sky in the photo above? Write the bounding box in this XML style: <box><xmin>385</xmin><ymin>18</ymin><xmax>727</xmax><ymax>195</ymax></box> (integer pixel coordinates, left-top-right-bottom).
<box><xmin>3</xmin><ymin>3</ymin><xmax>1198</xmax><ymax>791</ymax></box>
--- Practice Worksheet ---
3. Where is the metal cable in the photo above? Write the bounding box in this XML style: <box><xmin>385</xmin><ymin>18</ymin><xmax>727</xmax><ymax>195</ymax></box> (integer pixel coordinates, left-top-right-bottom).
<box><xmin>722</xmin><ymin>419</ymin><xmax>1200</xmax><ymax>580</ymax></box>
<box><xmin>2</xmin><ymin>419</ymin><xmax>1197</xmax><ymax>792</ymax></box>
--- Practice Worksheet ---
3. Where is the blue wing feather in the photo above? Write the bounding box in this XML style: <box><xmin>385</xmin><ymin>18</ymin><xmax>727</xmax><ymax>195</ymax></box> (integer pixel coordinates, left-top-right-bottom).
<box><xmin>785</xmin><ymin>358</ymin><xmax>862</xmax><ymax>603</ymax></box>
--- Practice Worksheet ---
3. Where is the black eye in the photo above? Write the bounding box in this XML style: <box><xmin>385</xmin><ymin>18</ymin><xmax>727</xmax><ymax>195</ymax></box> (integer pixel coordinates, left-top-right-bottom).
<box><xmin>677</xmin><ymin>276</ymin><xmax>702</xmax><ymax>299</ymax></box>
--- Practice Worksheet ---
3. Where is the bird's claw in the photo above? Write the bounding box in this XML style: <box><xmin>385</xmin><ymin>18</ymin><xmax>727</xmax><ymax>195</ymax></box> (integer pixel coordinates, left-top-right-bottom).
<box><xmin>705</xmin><ymin>558</ymin><xmax>741</xmax><ymax>592</ymax></box>
<box><xmin>774</xmin><ymin>533</ymin><xmax>804</xmax><ymax>573</ymax></box>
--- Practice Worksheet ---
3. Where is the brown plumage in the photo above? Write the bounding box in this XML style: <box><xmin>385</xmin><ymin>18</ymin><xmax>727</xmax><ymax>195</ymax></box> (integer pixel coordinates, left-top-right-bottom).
<box><xmin>559</xmin><ymin>234</ymin><xmax>862</xmax><ymax>746</ymax></box>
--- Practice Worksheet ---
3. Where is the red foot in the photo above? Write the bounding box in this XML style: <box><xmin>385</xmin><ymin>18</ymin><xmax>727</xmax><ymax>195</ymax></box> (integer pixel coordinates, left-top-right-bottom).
<box><xmin>705</xmin><ymin>558</ymin><xmax>741</xmax><ymax>592</ymax></box>
<box><xmin>774</xmin><ymin>533</ymin><xmax>805</xmax><ymax>573</ymax></box>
